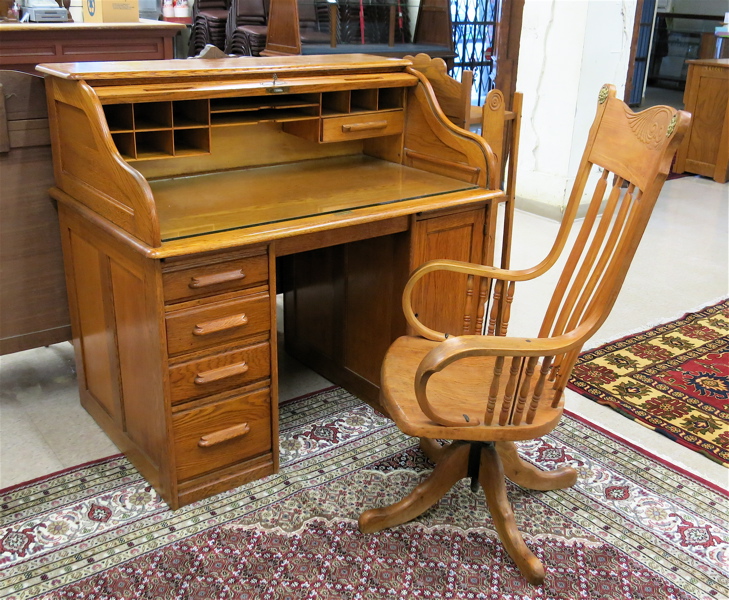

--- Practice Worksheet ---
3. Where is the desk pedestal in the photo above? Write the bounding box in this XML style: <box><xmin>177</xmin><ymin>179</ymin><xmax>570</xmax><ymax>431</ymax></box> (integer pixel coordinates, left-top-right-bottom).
<box><xmin>59</xmin><ymin>199</ymin><xmax>497</xmax><ymax>509</ymax></box>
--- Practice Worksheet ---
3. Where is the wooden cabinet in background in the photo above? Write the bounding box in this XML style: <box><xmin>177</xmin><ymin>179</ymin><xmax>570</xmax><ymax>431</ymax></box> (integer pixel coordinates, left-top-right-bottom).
<box><xmin>0</xmin><ymin>71</ymin><xmax>70</xmax><ymax>355</ymax></box>
<box><xmin>674</xmin><ymin>58</ymin><xmax>729</xmax><ymax>183</ymax></box>
<box><xmin>0</xmin><ymin>20</ymin><xmax>184</xmax><ymax>74</ymax></box>
<box><xmin>0</xmin><ymin>20</ymin><xmax>185</xmax><ymax>356</ymax></box>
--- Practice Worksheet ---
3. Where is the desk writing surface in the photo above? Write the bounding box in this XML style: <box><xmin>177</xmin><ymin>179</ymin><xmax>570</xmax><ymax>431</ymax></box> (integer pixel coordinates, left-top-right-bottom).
<box><xmin>151</xmin><ymin>155</ymin><xmax>478</xmax><ymax>241</ymax></box>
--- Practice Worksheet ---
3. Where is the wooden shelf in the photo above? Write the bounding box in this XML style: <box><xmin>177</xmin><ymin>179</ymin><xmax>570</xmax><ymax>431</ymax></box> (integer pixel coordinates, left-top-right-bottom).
<box><xmin>104</xmin><ymin>88</ymin><xmax>406</xmax><ymax>157</ymax></box>
<box><xmin>105</xmin><ymin>99</ymin><xmax>211</xmax><ymax>159</ymax></box>
<box><xmin>211</xmin><ymin>110</ymin><xmax>319</xmax><ymax>126</ymax></box>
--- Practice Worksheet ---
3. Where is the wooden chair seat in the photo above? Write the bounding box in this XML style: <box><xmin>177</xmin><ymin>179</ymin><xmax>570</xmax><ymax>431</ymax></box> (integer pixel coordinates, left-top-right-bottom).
<box><xmin>381</xmin><ymin>335</ymin><xmax>563</xmax><ymax>442</ymax></box>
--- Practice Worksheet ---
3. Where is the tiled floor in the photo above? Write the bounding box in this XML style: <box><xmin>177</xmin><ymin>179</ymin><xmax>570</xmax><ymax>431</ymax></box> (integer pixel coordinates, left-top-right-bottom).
<box><xmin>0</xmin><ymin>175</ymin><xmax>727</xmax><ymax>491</ymax></box>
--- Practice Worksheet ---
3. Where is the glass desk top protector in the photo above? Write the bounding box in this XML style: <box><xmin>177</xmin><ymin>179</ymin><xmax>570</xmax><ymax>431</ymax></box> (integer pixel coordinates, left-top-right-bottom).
<box><xmin>152</xmin><ymin>155</ymin><xmax>478</xmax><ymax>241</ymax></box>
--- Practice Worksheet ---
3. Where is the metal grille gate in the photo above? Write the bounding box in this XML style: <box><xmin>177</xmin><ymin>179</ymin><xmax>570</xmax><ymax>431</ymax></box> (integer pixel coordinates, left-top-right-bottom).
<box><xmin>450</xmin><ymin>0</ymin><xmax>500</xmax><ymax>105</ymax></box>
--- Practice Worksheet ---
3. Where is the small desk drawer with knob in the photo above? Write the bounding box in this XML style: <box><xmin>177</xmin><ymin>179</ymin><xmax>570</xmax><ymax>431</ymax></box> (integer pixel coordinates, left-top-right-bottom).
<box><xmin>172</xmin><ymin>387</ymin><xmax>272</xmax><ymax>482</ymax></box>
<box><xmin>320</xmin><ymin>111</ymin><xmax>404</xmax><ymax>143</ymax></box>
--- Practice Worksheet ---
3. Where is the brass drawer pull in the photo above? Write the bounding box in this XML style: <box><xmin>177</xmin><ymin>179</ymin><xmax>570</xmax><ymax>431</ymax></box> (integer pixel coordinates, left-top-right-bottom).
<box><xmin>194</xmin><ymin>361</ymin><xmax>249</xmax><ymax>385</ymax></box>
<box><xmin>188</xmin><ymin>269</ymin><xmax>246</xmax><ymax>289</ymax></box>
<box><xmin>342</xmin><ymin>120</ymin><xmax>388</xmax><ymax>133</ymax></box>
<box><xmin>193</xmin><ymin>313</ymin><xmax>248</xmax><ymax>336</ymax></box>
<box><xmin>198</xmin><ymin>422</ymin><xmax>250</xmax><ymax>447</ymax></box>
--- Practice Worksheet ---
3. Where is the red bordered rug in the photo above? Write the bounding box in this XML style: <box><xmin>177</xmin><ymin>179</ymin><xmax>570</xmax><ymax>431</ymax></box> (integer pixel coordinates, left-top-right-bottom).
<box><xmin>568</xmin><ymin>298</ymin><xmax>729</xmax><ymax>466</ymax></box>
<box><xmin>0</xmin><ymin>387</ymin><xmax>726</xmax><ymax>599</ymax></box>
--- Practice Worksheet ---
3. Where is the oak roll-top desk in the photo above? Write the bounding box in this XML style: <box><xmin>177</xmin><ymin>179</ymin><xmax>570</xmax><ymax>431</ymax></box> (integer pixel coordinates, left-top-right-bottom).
<box><xmin>38</xmin><ymin>55</ymin><xmax>503</xmax><ymax>508</ymax></box>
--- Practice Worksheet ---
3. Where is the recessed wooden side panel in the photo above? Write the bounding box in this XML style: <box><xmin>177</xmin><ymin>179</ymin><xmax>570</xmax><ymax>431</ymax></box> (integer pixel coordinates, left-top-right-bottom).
<box><xmin>67</xmin><ymin>231</ymin><xmax>123</xmax><ymax>426</ymax></box>
<box><xmin>411</xmin><ymin>208</ymin><xmax>485</xmax><ymax>336</ymax></box>
<box><xmin>283</xmin><ymin>246</ymin><xmax>341</xmax><ymax>362</ymax></box>
<box><xmin>283</xmin><ymin>233</ymin><xmax>409</xmax><ymax>404</ymax></box>
<box><xmin>110</xmin><ymin>259</ymin><xmax>167</xmax><ymax>469</ymax></box>
<box><xmin>0</xmin><ymin>144</ymin><xmax>70</xmax><ymax>355</ymax></box>
<box><xmin>684</xmin><ymin>69</ymin><xmax>728</xmax><ymax>178</ymax></box>
<box><xmin>45</xmin><ymin>78</ymin><xmax>159</xmax><ymax>246</ymax></box>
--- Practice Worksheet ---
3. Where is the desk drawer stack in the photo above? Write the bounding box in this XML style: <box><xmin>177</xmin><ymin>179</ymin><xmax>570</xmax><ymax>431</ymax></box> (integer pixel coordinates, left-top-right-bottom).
<box><xmin>163</xmin><ymin>248</ymin><xmax>277</xmax><ymax>503</ymax></box>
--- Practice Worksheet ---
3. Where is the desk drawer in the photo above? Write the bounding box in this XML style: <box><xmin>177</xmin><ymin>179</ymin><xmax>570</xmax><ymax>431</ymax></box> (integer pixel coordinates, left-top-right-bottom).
<box><xmin>163</xmin><ymin>254</ymin><xmax>268</xmax><ymax>303</ymax></box>
<box><xmin>321</xmin><ymin>110</ymin><xmax>404</xmax><ymax>142</ymax></box>
<box><xmin>173</xmin><ymin>388</ymin><xmax>272</xmax><ymax>481</ymax></box>
<box><xmin>165</xmin><ymin>293</ymin><xmax>270</xmax><ymax>356</ymax></box>
<box><xmin>168</xmin><ymin>341</ymin><xmax>271</xmax><ymax>404</ymax></box>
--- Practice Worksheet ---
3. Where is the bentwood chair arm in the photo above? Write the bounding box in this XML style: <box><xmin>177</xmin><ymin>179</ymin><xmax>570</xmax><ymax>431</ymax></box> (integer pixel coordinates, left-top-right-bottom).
<box><xmin>402</xmin><ymin>258</ymin><xmax>560</xmax><ymax>341</ymax></box>
<box><xmin>412</xmin><ymin>327</ymin><xmax>594</xmax><ymax>428</ymax></box>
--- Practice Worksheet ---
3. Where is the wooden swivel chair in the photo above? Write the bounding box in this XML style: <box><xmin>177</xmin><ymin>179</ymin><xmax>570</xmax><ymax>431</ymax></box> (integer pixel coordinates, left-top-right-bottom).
<box><xmin>358</xmin><ymin>85</ymin><xmax>690</xmax><ymax>584</ymax></box>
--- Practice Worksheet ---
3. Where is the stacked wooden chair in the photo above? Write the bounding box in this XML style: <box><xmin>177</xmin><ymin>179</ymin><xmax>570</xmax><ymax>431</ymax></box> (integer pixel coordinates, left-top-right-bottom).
<box><xmin>225</xmin><ymin>0</ymin><xmax>269</xmax><ymax>56</ymax></box>
<box><xmin>358</xmin><ymin>84</ymin><xmax>690</xmax><ymax>584</ymax></box>
<box><xmin>189</xmin><ymin>0</ymin><xmax>230</xmax><ymax>56</ymax></box>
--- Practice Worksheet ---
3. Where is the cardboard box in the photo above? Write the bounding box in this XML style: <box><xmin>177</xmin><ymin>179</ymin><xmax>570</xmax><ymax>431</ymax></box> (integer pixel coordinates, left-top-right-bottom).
<box><xmin>83</xmin><ymin>0</ymin><xmax>139</xmax><ymax>22</ymax></box>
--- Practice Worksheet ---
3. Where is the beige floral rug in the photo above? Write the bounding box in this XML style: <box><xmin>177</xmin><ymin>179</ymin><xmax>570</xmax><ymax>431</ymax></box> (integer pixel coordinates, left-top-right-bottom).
<box><xmin>1</xmin><ymin>387</ymin><xmax>726</xmax><ymax>599</ymax></box>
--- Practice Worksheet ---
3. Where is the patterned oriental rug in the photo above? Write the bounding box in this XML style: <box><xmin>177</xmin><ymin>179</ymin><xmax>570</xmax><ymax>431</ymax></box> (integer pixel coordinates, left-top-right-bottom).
<box><xmin>1</xmin><ymin>388</ymin><xmax>726</xmax><ymax>600</ymax></box>
<box><xmin>568</xmin><ymin>298</ymin><xmax>729</xmax><ymax>467</ymax></box>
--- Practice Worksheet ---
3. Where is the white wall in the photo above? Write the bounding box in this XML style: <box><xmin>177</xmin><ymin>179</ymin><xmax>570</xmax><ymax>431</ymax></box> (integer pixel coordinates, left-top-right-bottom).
<box><xmin>514</xmin><ymin>0</ymin><xmax>638</xmax><ymax>218</ymax></box>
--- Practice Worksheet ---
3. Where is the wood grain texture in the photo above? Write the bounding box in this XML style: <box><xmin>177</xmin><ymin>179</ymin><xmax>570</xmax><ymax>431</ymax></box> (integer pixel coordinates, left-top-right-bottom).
<box><xmin>163</xmin><ymin>252</ymin><xmax>268</xmax><ymax>303</ymax></box>
<box><xmin>168</xmin><ymin>340</ymin><xmax>271</xmax><ymax>403</ymax></box>
<box><xmin>0</xmin><ymin>71</ymin><xmax>70</xmax><ymax>354</ymax></box>
<box><xmin>151</xmin><ymin>156</ymin><xmax>475</xmax><ymax>241</ymax></box>
<box><xmin>37</xmin><ymin>54</ymin><xmax>411</xmax><ymax>81</ymax></box>
<box><xmin>165</xmin><ymin>291</ymin><xmax>270</xmax><ymax>356</ymax></box>
<box><xmin>410</xmin><ymin>208</ymin><xmax>485</xmax><ymax>337</ymax></box>
<box><xmin>405</xmin><ymin>53</ymin><xmax>472</xmax><ymax>129</ymax></box>
<box><xmin>172</xmin><ymin>387</ymin><xmax>272</xmax><ymax>481</ymax></box>
<box><xmin>45</xmin><ymin>77</ymin><xmax>160</xmax><ymax>245</ymax></box>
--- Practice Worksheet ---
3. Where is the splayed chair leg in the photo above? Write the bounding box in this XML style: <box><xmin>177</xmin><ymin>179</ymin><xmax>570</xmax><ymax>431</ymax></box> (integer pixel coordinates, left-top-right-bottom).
<box><xmin>496</xmin><ymin>441</ymin><xmax>577</xmax><ymax>491</ymax></box>
<box><xmin>479</xmin><ymin>444</ymin><xmax>546</xmax><ymax>585</ymax></box>
<box><xmin>419</xmin><ymin>436</ymin><xmax>449</xmax><ymax>463</ymax></box>
<box><xmin>358</xmin><ymin>441</ymin><xmax>469</xmax><ymax>534</ymax></box>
